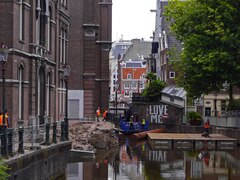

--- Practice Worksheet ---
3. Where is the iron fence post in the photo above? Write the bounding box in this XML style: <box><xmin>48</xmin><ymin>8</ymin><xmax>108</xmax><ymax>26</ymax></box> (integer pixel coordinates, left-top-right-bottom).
<box><xmin>7</xmin><ymin>128</ymin><xmax>13</xmax><ymax>156</ymax></box>
<box><xmin>18</xmin><ymin>126</ymin><xmax>24</xmax><ymax>154</ymax></box>
<box><xmin>60</xmin><ymin>121</ymin><xmax>65</xmax><ymax>141</ymax></box>
<box><xmin>52</xmin><ymin>122</ymin><xmax>57</xmax><ymax>143</ymax></box>
<box><xmin>0</xmin><ymin>125</ymin><xmax>8</xmax><ymax>157</ymax></box>
<box><xmin>44</xmin><ymin>123</ymin><xmax>50</xmax><ymax>145</ymax></box>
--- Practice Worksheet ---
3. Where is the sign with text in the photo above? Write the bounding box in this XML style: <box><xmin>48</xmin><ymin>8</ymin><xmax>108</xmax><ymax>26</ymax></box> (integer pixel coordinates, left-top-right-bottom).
<box><xmin>149</xmin><ymin>104</ymin><xmax>168</xmax><ymax>123</ymax></box>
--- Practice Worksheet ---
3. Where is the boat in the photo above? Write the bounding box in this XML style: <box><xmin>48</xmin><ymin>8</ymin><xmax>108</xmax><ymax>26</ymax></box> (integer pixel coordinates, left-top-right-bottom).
<box><xmin>119</xmin><ymin>119</ymin><xmax>149</xmax><ymax>135</ymax></box>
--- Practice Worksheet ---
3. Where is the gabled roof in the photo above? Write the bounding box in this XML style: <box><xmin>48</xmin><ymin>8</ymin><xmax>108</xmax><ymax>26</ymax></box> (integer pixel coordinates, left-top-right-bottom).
<box><xmin>110</xmin><ymin>41</ymin><xmax>132</xmax><ymax>59</ymax></box>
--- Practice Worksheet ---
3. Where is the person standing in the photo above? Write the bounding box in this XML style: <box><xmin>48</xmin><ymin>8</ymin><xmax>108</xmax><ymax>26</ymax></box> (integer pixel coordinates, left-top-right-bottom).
<box><xmin>96</xmin><ymin>107</ymin><xmax>101</xmax><ymax>122</ymax></box>
<box><xmin>0</xmin><ymin>112</ymin><xmax>2</xmax><ymax>125</ymax></box>
<box><xmin>102</xmin><ymin>109</ymin><xmax>108</xmax><ymax>121</ymax></box>
<box><xmin>141</xmin><ymin>118</ymin><xmax>146</xmax><ymax>130</ymax></box>
<box><xmin>203</xmin><ymin>119</ymin><xmax>210</xmax><ymax>137</ymax></box>
<box><xmin>129</xmin><ymin>116</ymin><xmax>134</xmax><ymax>130</ymax></box>
<box><xmin>5</xmin><ymin>110</ymin><xmax>10</xmax><ymax>128</ymax></box>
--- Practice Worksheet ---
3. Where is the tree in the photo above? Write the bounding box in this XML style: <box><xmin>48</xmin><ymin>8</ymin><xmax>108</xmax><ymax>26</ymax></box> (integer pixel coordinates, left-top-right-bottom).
<box><xmin>142</xmin><ymin>73</ymin><xmax>166</xmax><ymax>102</ymax></box>
<box><xmin>165</xmin><ymin>0</ymin><xmax>240</xmax><ymax>102</ymax></box>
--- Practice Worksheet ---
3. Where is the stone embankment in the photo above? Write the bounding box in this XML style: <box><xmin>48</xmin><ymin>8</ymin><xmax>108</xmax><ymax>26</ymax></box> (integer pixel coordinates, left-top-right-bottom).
<box><xmin>69</xmin><ymin>121</ymin><xmax>119</xmax><ymax>152</ymax></box>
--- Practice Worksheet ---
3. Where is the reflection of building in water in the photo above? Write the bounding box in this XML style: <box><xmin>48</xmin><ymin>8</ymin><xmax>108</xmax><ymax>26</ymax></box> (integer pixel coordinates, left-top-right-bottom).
<box><xmin>67</xmin><ymin>163</ymin><xmax>83</xmax><ymax>180</ymax></box>
<box><xmin>184</xmin><ymin>151</ymin><xmax>240</xmax><ymax>179</ymax></box>
<box><xmin>118</xmin><ymin>144</ymin><xmax>143</xmax><ymax>179</ymax></box>
<box><xmin>67</xmin><ymin>161</ymin><xmax>108</xmax><ymax>180</ymax></box>
<box><xmin>66</xmin><ymin>146</ymin><xmax>240</xmax><ymax>179</ymax></box>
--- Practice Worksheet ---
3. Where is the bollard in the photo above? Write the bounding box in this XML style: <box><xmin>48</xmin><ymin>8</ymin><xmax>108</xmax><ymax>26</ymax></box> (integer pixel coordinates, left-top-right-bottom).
<box><xmin>44</xmin><ymin>123</ymin><xmax>51</xmax><ymax>145</ymax></box>
<box><xmin>0</xmin><ymin>125</ymin><xmax>8</xmax><ymax>157</ymax></box>
<box><xmin>7</xmin><ymin>128</ymin><xmax>13</xmax><ymax>156</ymax></box>
<box><xmin>60</xmin><ymin>121</ymin><xmax>65</xmax><ymax>142</ymax></box>
<box><xmin>52</xmin><ymin>122</ymin><xmax>57</xmax><ymax>144</ymax></box>
<box><xmin>18</xmin><ymin>126</ymin><xmax>24</xmax><ymax>154</ymax></box>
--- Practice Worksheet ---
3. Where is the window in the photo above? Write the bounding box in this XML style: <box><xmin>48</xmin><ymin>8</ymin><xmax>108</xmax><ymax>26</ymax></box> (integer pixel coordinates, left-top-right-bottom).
<box><xmin>124</xmin><ymin>90</ymin><xmax>129</xmax><ymax>97</ymax></box>
<box><xmin>47</xmin><ymin>6</ymin><xmax>52</xmax><ymax>51</ymax></box>
<box><xmin>46</xmin><ymin>73</ymin><xmax>51</xmax><ymax>116</ymax></box>
<box><xmin>169</xmin><ymin>71</ymin><xmax>175</xmax><ymax>78</ymax></box>
<box><xmin>60</xmin><ymin>26</ymin><xmax>68</xmax><ymax>64</ymax></box>
<box><xmin>127</xmin><ymin>73</ymin><xmax>132</xmax><ymax>79</ymax></box>
<box><xmin>36</xmin><ymin>0</ymin><xmax>49</xmax><ymax>46</ymax></box>
<box><xmin>61</xmin><ymin>0</ymin><xmax>67</xmax><ymax>7</ymax></box>
<box><xmin>124</xmin><ymin>83</ymin><xmax>130</xmax><ymax>89</ymax></box>
<box><xmin>205</xmin><ymin>107</ymin><xmax>211</xmax><ymax>116</ymax></box>
<box><xmin>221</xmin><ymin>100</ymin><xmax>226</xmax><ymax>111</ymax></box>
<box><xmin>19</xmin><ymin>0</ymin><xmax>24</xmax><ymax>41</ymax></box>
<box><xmin>132</xmin><ymin>83</ymin><xmax>137</xmax><ymax>89</ymax></box>
<box><xmin>18</xmin><ymin>66</ymin><xmax>24</xmax><ymax>119</ymax></box>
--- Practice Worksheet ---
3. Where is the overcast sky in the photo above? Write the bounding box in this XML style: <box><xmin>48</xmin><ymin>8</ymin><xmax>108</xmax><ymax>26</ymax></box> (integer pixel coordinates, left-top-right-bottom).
<box><xmin>112</xmin><ymin>0</ymin><xmax>156</xmax><ymax>41</ymax></box>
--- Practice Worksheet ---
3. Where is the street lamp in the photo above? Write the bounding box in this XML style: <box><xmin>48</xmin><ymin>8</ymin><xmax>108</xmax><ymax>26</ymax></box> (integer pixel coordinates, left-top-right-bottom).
<box><xmin>115</xmin><ymin>83</ymin><xmax>119</xmax><ymax>120</ymax></box>
<box><xmin>63</xmin><ymin>64</ymin><xmax>71</xmax><ymax>140</ymax></box>
<box><xmin>0</xmin><ymin>42</ymin><xmax>9</xmax><ymax>156</ymax></box>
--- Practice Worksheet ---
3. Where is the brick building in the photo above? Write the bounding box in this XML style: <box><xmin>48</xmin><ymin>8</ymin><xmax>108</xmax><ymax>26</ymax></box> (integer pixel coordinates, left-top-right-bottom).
<box><xmin>0</xmin><ymin>0</ymin><xmax>70</xmax><ymax>127</ymax></box>
<box><xmin>68</xmin><ymin>0</ymin><xmax>112</xmax><ymax>119</ymax></box>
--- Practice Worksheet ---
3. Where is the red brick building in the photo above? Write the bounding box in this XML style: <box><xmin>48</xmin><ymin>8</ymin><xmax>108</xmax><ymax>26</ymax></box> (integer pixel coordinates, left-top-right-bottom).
<box><xmin>68</xmin><ymin>0</ymin><xmax>112</xmax><ymax>119</ymax></box>
<box><xmin>0</xmin><ymin>0</ymin><xmax>70</xmax><ymax>127</ymax></box>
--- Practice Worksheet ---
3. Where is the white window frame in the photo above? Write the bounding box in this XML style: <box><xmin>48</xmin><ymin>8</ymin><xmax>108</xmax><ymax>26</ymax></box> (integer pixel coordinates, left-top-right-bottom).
<box><xmin>127</xmin><ymin>73</ymin><xmax>132</xmax><ymax>79</ymax></box>
<box><xmin>124</xmin><ymin>83</ymin><xmax>130</xmax><ymax>89</ymax></box>
<box><xmin>169</xmin><ymin>71</ymin><xmax>175</xmax><ymax>79</ymax></box>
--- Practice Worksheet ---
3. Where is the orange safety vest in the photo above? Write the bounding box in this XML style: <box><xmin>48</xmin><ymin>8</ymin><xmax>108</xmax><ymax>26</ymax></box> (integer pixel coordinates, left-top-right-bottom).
<box><xmin>0</xmin><ymin>115</ymin><xmax>2</xmax><ymax>125</ymax></box>
<box><xmin>103</xmin><ymin>111</ymin><xmax>107</xmax><ymax>118</ymax></box>
<box><xmin>204</xmin><ymin>122</ymin><xmax>210</xmax><ymax>129</ymax></box>
<box><xmin>96</xmin><ymin>109</ymin><xmax>100</xmax><ymax>116</ymax></box>
<box><xmin>0</xmin><ymin>114</ymin><xmax>8</xmax><ymax>127</ymax></box>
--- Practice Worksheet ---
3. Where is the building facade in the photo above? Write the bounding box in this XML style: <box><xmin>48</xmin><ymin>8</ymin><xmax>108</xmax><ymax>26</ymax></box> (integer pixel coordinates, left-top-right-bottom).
<box><xmin>68</xmin><ymin>0</ymin><xmax>112</xmax><ymax>119</ymax></box>
<box><xmin>109</xmin><ymin>39</ymin><xmax>151</xmax><ymax>107</ymax></box>
<box><xmin>0</xmin><ymin>0</ymin><xmax>70</xmax><ymax>127</ymax></box>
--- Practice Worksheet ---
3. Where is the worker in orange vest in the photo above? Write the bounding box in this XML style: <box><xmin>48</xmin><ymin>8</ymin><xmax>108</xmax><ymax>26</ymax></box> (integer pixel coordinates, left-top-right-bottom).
<box><xmin>96</xmin><ymin>107</ymin><xmax>101</xmax><ymax>122</ymax></box>
<box><xmin>0</xmin><ymin>111</ymin><xmax>9</xmax><ymax>127</ymax></box>
<box><xmin>0</xmin><ymin>112</ymin><xmax>2</xmax><ymax>125</ymax></box>
<box><xmin>102</xmin><ymin>109</ymin><xmax>108</xmax><ymax>121</ymax></box>
<box><xmin>202</xmin><ymin>119</ymin><xmax>210</xmax><ymax>137</ymax></box>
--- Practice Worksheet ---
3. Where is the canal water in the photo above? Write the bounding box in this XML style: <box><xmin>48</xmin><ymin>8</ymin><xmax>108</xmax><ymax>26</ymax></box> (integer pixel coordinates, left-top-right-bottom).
<box><xmin>65</xmin><ymin>136</ymin><xmax>240</xmax><ymax>180</ymax></box>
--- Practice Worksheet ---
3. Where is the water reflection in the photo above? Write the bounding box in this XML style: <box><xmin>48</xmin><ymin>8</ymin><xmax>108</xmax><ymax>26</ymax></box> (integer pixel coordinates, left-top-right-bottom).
<box><xmin>66</xmin><ymin>137</ymin><xmax>240</xmax><ymax>180</ymax></box>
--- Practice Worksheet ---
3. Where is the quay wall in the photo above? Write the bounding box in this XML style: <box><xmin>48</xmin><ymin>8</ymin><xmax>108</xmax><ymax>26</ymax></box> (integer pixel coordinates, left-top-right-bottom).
<box><xmin>5</xmin><ymin>142</ymin><xmax>72</xmax><ymax>180</ymax></box>
<box><xmin>179</xmin><ymin>125</ymin><xmax>240</xmax><ymax>145</ymax></box>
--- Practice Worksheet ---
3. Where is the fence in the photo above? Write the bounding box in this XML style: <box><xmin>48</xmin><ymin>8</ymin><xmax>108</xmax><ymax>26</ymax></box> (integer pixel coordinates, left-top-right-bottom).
<box><xmin>0</xmin><ymin>120</ymin><xmax>68</xmax><ymax>157</ymax></box>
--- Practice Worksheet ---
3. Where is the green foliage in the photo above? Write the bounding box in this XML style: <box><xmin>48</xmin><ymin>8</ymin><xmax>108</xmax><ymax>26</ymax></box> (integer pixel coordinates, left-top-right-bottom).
<box><xmin>227</xmin><ymin>99</ymin><xmax>240</xmax><ymax>110</ymax></box>
<box><xmin>165</xmin><ymin>0</ymin><xmax>240</xmax><ymax>100</ymax></box>
<box><xmin>0</xmin><ymin>160</ymin><xmax>10</xmax><ymax>179</ymax></box>
<box><xmin>142</xmin><ymin>79</ymin><xmax>166</xmax><ymax>102</ymax></box>
<box><xmin>145</xmin><ymin>72</ymin><xmax>157</xmax><ymax>82</ymax></box>
<box><xmin>187</xmin><ymin>111</ymin><xmax>202</xmax><ymax>122</ymax></box>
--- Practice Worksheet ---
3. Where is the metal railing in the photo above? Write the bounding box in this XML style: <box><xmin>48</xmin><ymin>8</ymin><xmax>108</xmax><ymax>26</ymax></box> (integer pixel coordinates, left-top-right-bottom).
<box><xmin>0</xmin><ymin>120</ymin><xmax>68</xmax><ymax>157</ymax></box>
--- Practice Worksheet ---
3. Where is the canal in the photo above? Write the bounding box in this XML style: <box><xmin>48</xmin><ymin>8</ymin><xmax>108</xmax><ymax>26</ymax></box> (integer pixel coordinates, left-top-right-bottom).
<box><xmin>64</xmin><ymin>135</ymin><xmax>240</xmax><ymax>180</ymax></box>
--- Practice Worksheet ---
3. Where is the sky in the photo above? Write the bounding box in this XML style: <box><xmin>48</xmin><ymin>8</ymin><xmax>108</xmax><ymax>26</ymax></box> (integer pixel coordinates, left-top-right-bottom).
<box><xmin>112</xmin><ymin>0</ymin><xmax>156</xmax><ymax>41</ymax></box>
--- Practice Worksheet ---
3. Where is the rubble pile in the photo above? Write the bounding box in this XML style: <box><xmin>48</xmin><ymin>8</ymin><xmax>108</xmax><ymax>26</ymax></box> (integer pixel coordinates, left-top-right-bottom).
<box><xmin>69</xmin><ymin>122</ymin><xmax>118</xmax><ymax>152</ymax></box>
